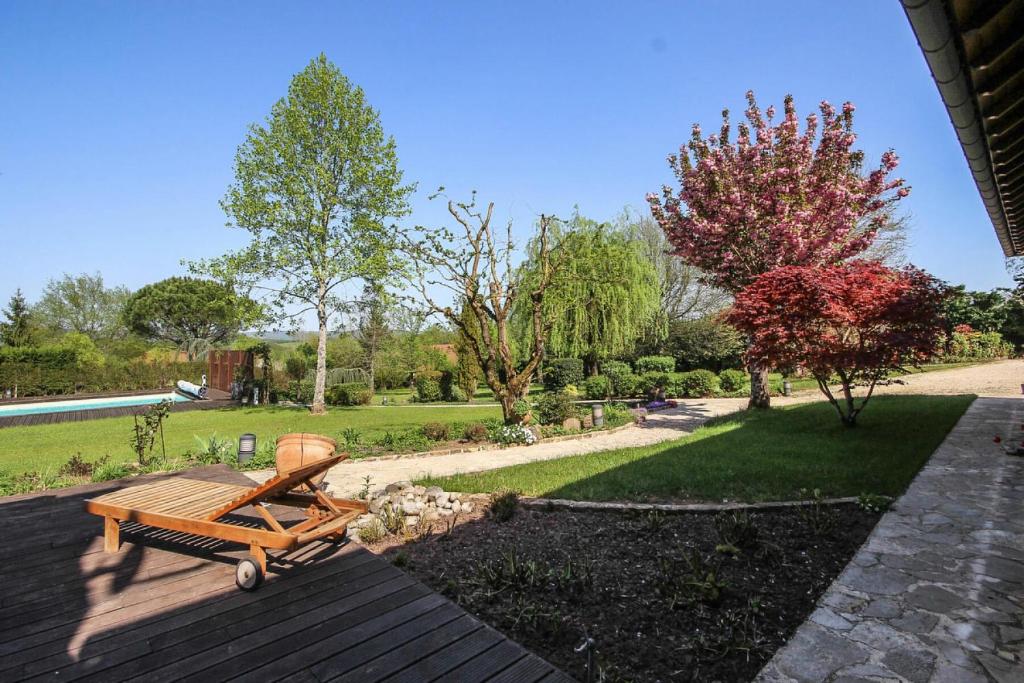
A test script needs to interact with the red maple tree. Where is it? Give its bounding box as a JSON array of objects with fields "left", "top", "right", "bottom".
[
  {"left": 648, "top": 91, "right": 909, "bottom": 408},
  {"left": 728, "top": 261, "right": 947, "bottom": 426}
]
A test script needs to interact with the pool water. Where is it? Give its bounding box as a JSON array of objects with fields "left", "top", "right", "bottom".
[{"left": 0, "top": 392, "right": 191, "bottom": 417}]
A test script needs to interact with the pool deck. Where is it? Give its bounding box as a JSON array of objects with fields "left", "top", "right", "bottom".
[
  {"left": 0, "top": 464, "right": 572, "bottom": 681},
  {"left": 0, "top": 388, "right": 236, "bottom": 429}
]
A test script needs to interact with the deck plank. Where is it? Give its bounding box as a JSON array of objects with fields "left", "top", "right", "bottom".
[{"left": 0, "top": 465, "right": 570, "bottom": 682}]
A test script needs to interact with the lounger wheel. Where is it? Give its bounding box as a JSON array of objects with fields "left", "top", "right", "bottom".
[{"left": 235, "top": 556, "right": 264, "bottom": 591}]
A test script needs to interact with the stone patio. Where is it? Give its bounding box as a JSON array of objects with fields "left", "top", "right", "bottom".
[{"left": 757, "top": 397, "right": 1024, "bottom": 683}]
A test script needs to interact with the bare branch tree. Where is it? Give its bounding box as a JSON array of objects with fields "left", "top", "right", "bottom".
[{"left": 400, "top": 191, "right": 563, "bottom": 423}]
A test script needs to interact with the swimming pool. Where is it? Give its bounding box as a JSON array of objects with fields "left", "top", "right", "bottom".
[{"left": 0, "top": 392, "right": 191, "bottom": 417}]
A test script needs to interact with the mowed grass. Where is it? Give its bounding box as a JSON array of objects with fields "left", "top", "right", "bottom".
[
  {"left": 0, "top": 404, "right": 501, "bottom": 474},
  {"left": 421, "top": 395, "right": 975, "bottom": 503}
]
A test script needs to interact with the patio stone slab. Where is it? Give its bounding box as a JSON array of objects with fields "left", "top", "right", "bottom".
[{"left": 756, "top": 397, "right": 1024, "bottom": 682}]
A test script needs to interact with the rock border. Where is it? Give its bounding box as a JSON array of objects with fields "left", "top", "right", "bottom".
[{"left": 519, "top": 495, "right": 861, "bottom": 514}]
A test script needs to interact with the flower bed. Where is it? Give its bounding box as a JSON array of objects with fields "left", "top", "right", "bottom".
[{"left": 373, "top": 498, "right": 882, "bottom": 682}]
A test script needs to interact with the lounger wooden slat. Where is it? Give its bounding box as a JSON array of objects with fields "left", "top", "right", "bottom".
[{"left": 85, "top": 452, "right": 366, "bottom": 590}]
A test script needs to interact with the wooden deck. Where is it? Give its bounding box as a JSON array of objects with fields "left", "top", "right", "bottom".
[
  {"left": 0, "top": 389, "right": 237, "bottom": 429},
  {"left": 0, "top": 465, "right": 573, "bottom": 682}
]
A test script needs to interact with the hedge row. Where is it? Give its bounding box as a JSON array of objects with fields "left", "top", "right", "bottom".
[
  {"left": 580, "top": 368, "right": 750, "bottom": 399},
  {"left": 0, "top": 358, "right": 206, "bottom": 397}
]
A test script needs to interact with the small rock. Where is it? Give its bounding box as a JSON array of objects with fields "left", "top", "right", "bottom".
[
  {"left": 384, "top": 483, "right": 403, "bottom": 494},
  {"left": 404, "top": 515, "right": 420, "bottom": 527},
  {"left": 562, "top": 417, "right": 582, "bottom": 430},
  {"left": 438, "top": 508, "right": 454, "bottom": 516},
  {"left": 462, "top": 502, "right": 474, "bottom": 513},
  {"left": 450, "top": 492, "right": 462, "bottom": 501},
  {"left": 411, "top": 485, "right": 426, "bottom": 496},
  {"left": 368, "top": 498, "right": 383, "bottom": 514},
  {"left": 425, "top": 486, "right": 444, "bottom": 501},
  {"left": 394, "top": 480, "right": 413, "bottom": 490},
  {"left": 437, "top": 493, "right": 451, "bottom": 506},
  {"left": 421, "top": 509, "right": 439, "bottom": 522},
  {"left": 403, "top": 500, "right": 423, "bottom": 515},
  {"left": 451, "top": 500, "right": 462, "bottom": 514}
]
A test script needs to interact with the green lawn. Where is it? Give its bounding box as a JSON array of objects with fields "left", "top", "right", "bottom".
[
  {"left": 0, "top": 404, "right": 501, "bottom": 474},
  {"left": 420, "top": 395, "right": 975, "bottom": 502}
]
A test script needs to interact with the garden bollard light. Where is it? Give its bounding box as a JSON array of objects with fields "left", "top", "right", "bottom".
[
  {"left": 237, "top": 433, "right": 256, "bottom": 465},
  {"left": 592, "top": 403, "right": 604, "bottom": 428},
  {"left": 783, "top": 380, "right": 792, "bottom": 396}
]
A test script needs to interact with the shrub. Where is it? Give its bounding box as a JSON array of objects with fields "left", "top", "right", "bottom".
[
  {"left": 638, "top": 372, "right": 671, "bottom": 397},
  {"left": 422, "top": 422, "right": 450, "bottom": 441},
  {"left": 91, "top": 461, "right": 134, "bottom": 482},
  {"left": 512, "top": 398, "right": 531, "bottom": 417},
  {"left": 491, "top": 424, "right": 537, "bottom": 445},
  {"left": 676, "top": 369, "right": 720, "bottom": 397},
  {"left": 488, "top": 489, "right": 520, "bottom": 522},
  {"left": 446, "top": 385, "right": 468, "bottom": 402},
  {"left": 542, "top": 358, "right": 584, "bottom": 391},
  {"left": 358, "top": 518, "right": 387, "bottom": 543},
  {"left": 603, "top": 402, "right": 633, "bottom": 427},
  {"left": 190, "top": 433, "right": 234, "bottom": 465},
  {"left": 718, "top": 368, "right": 748, "bottom": 393},
  {"left": 413, "top": 374, "right": 442, "bottom": 402},
  {"left": 635, "top": 355, "right": 675, "bottom": 374},
  {"left": 535, "top": 391, "right": 577, "bottom": 425},
  {"left": 614, "top": 373, "right": 641, "bottom": 397},
  {"left": 600, "top": 361, "right": 633, "bottom": 394},
  {"left": 463, "top": 422, "right": 490, "bottom": 442},
  {"left": 581, "top": 375, "right": 611, "bottom": 400},
  {"left": 562, "top": 384, "right": 580, "bottom": 398},
  {"left": 325, "top": 382, "right": 373, "bottom": 406}
]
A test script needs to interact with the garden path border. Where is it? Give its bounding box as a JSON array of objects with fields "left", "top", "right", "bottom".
[{"left": 518, "top": 495, "right": 861, "bottom": 514}]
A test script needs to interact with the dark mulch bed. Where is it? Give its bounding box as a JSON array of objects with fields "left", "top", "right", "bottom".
[{"left": 376, "top": 502, "right": 881, "bottom": 682}]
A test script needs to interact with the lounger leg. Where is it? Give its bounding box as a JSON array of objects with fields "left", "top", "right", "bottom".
[
  {"left": 104, "top": 516, "right": 120, "bottom": 553},
  {"left": 250, "top": 542, "right": 267, "bottom": 574}
]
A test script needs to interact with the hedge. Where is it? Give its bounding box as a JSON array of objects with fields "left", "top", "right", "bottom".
[
  {"left": 543, "top": 358, "right": 585, "bottom": 391},
  {"left": 325, "top": 382, "right": 374, "bottom": 406},
  {"left": 0, "top": 351, "right": 205, "bottom": 397},
  {"left": 635, "top": 355, "right": 675, "bottom": 374}
]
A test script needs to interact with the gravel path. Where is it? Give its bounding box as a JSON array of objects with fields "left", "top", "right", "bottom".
[
  {"left": 252, "top": 398, "right": 749, "bottom": 496},
  {"left": 793, "top": 359, "right": 1024, "bottom": 399},
  {"left": 251, "top": 361, "right": 1023, "bottom": 496}
]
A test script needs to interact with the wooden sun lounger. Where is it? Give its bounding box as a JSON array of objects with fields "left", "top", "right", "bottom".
[{"left": 85, "top": 454, "right": 366, "bottom": 590}]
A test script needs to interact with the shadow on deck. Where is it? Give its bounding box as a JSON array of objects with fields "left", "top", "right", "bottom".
[{"left": 0, "top": 465, "right": 572, "bottom": 682}]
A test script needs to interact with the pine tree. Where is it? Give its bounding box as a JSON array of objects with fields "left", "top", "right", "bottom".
[{"left": 0, "top": 289, "right": 37, "bottom": 347}]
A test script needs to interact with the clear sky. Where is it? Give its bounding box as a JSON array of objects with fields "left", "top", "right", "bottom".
[{"left": 0, "top": 0, "right": 1013, "bottom": 315}]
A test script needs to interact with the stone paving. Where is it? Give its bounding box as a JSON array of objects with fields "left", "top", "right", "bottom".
[{"left": 757, "top": 397, "right": 1024, "bottom": 683}]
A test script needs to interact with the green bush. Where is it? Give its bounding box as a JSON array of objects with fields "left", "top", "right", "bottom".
[
  {"left": 582, "top": 375, "right": 611, "bottom": 400},
  {"left": 719, "top": 369, "right": 748, "bottom": 393},
  {"left": 635, "top": 355, "right": 675, "bottom": 374},
  {"left": 614, "top": 373, "right": 641, "bottom": 397},
  {"left": 600, "top": 361, "right": 633, "bottom": 394},
  {"left": 325, "top": 382, "right": 373, "bottom": 406},
  {"left": 542, "top": 358, "right": 584, "bottom": 392},
  {"left": 638, "top": 372, "right": 671, "bottom": 397},
  {"left": 413, "top": 373, "right": 443, "bottom": 402},
  {"left": 447, "top": 385, "right": 468, "bottom": 402},
  {"left": 535, "top": 391, "right": 577, "bottom": 425},
  {"left": 676, "top": 370, "right": 720, "bottom": 398}
]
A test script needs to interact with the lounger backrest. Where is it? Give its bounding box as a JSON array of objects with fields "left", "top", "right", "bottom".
[{"left": 203, "top": 452, "right": 347, "bottom": 521}]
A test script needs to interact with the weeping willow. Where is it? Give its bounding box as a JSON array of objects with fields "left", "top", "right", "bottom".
[{"left": 514, "top": 213, "right": 664, "bottom": 375}]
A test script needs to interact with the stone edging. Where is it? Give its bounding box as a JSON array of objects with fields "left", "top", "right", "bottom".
[
  {"left": 347, "top": 420, "right": 637, "bottom": 464},
  {"left": 519, "top": 496, "right": 861, "bottom": 514}
]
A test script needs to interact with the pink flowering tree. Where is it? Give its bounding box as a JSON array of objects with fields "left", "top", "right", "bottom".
[
  {"left": 649, "top": 91, "right": 909, "bottom": 408},
  {"left": 728, "top": 262, "right": 947, "bottom": 426}
]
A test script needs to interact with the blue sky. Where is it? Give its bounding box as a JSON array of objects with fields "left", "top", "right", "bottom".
[{"left": 0, "top": 0, "right": 1012, "bottom": 316}]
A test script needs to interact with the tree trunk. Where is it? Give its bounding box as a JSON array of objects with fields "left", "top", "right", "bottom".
[
  {"left": 748, "top": 364, "right": 771, "bottom": 409},
  {"left": 312, "top": 303, "right": 328, "bottom": 415},
  {"left": 584, "top": 353, "right": 599, "bottom": 377}
]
